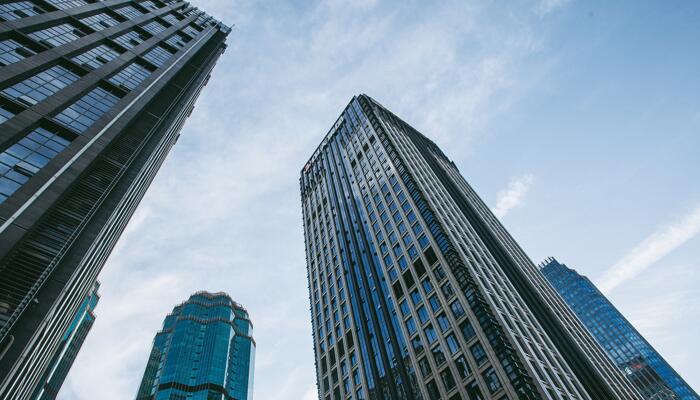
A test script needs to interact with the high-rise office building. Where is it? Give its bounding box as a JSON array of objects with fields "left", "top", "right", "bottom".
[
  {"left": 31, "top": 282, "right": 100, "bottom": 400},
  {"left": 540, "top": 257, "right": 698, "bottom": 400},
  {"left": 0, "top": 1, "right": 230, "bottom": 398},
  {"left": 135, "top": 291, "right": 255, "bottom": 400},
  {"left": 300, "top": 95, "right": 643, "bottom": 400}
]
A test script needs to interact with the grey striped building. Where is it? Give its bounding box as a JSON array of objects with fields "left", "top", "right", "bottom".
[
  {"left": 300, "top": 95, "right": 643, "bottom": 400},
  {"left": 0, "top": 1, "right": 229, "bottom": 399}
]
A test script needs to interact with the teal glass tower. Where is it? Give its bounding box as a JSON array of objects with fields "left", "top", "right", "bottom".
[
  {"left": 135, "top": 291, "right": 255, "bottom": 400},
  {"left": 540, "top": 258, "right": 698, "bottom": 400},
  {"left": 31, "top": 282, "right": 100, "bottom": 400}
]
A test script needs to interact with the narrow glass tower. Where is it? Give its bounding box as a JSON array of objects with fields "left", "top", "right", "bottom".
[
  {"left": 0, "top": 1, "right": 230, "bottom": 399},
  {"left": 540, "top": 257, "right": 698, "bottom": 400},
  {"left": 300, "top": 95, "right": 643, "bottom": 400},
  {"left": 31, "top": 282, "right": 100, "bottom": 400},
  {"left": 135, "top": 291, "right": 255, "bottom": 400}
]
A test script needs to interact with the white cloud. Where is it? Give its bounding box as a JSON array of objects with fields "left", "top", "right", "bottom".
[
  {"left": 492, "top": 174, "right": 535, "bottom": 219},
  {"left": 597, "top": 203, "right": 700, "bottom": 294}
]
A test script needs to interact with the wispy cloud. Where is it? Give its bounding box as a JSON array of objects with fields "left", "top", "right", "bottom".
[
  {"left": 492, "top": 174, "right": 535, "bottom": 219},
  {"left": 597, "top": 203, "right": 700, "bottom": 294}
]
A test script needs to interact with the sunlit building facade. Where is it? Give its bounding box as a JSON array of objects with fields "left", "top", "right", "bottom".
[
  {"left": 135, "top": 291, "right": 255, "bottom": 400},
  {"left": 0, "top": 1, "right": 230, "bottom": 399},
  {"left": 300, "top": 95, "right": 644, "bottom": 400},
  {"left": 540, "top": 257, "right": 698, "bottom": 400}
]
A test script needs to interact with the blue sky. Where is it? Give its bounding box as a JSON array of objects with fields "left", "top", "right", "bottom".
[{"left": 62, "top": 1, "right": 700, "bottom": 399}]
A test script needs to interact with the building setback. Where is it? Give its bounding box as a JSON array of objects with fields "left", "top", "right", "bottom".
[
  {"left": 135, "top": 291, "right": 255, "bottom": 400},
  {"left": 0, "top": 1, "right": 230, "bottom": 399},
  {"left": 540, "top": 257, "right": 698, "bottom": 400},
  {"left": 31, "top": 282, "right": 100, "bottom": 400},
  {"left": 300, "top": 95, "right": 644, "bottom": 400}
]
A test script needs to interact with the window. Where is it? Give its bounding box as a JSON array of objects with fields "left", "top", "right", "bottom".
[
  {"left": 417, "top": 306, "right": 429, "bottom": 324},
  {"left": 426, "top": 380, "right": 440, "bottom": 400},
  {"left": 0, "top": 126, "right": 73, "bottom": 203},
  {"left": 114, "top": 5, "right": 143, "bottom": 19},
  {"left": 0, "top": 105, "right": 15, "bottom": 124},
  {"left": 424, "top": 324, "right": 437, "bottom": 344},
  {"left": 182, "top": 24, "right": 199, "bottom": 38},
  {"left": 405, "top": 317, "right": 416, "bottom": 335},
  {"left": 482, "top": 367, "right": 502, "bottom": 393},
  {"left": 54, "top": 86, "right": 120, "bottom": 133},
  {"left": 71, "top": 44, "right": 120, "bottom": 70},
  {"left": 466, "top": 380, "right": 485, "bottom": 400},
  {"left": 162, "top": 12, "right": 182, "bottom": 26},
  {"left": 0, "top": 39, "right": 35, "bottom": 66},
  {"left": 0, "top": 1, "right": 42, "bottom": 21},
  {"left": 454, "top": 355, "right": 471, "bottom": 379},
  {"left": 428, "top": 295, "right": 441, "bottom": 312},
  {"left": 114, "top": 30, "right": 149, "bottom": 49},
  {"left": 460, "top": 320, "right": 476, "bottom": 342},
  {"left": 445, "top": 334, "right": 460, "bottom": 354},
  {"left": 418, "top": 357, "right": 431, "bottom": 378},
  {"left": 470, "top": 342, "right": 487, "bottom": 366},
  {"left": 431, "top": 344, "right": 446, "bottom": 366},
  {"left": 139, "top": 0, "right": 159, "bottom": 11},
  {"left": 45, "top": 0, "right": 87, "bottom": 9},
  {"left": 28, "top": 23, "right": 84, "bottom": 47},
  {"left": 108, "top": 62, "right": 152, "bottom": 91},
  {"left": 165, "top": 33, "right": 190, "bottom": 49},
  {"left": 399, "top": 300, "right": 410, "bottom": 316},
  {"left": 441, "top": 282, "right": 454, "bottom": 298},
  {"left": 143, "top": 45, "right": 174, "bottom": 67},
  {"left": 1, "top": 65, "right": 79, "bottom": 106},
  {"left": 436, "top": 313, "right": 450, "bottom": 332},
  {"left": 440, "top": 368, "right": 456, "bottom": 391},
  {"left": 141, "top": 20, "right": 166, "bottom": 35},
  {"left": 80, "top": 13, "right": 118, "bottom": 31},
  {"left": 449, "top": 300, "right": 465, "bottom": 319}
]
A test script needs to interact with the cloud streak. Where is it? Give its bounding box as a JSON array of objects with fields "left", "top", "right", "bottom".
[
  {"left": 598, "top": 203, "right": 700, "bottom": 294},
  {"left": 492, "top": 174, "right": 535, "bottom": 219}
]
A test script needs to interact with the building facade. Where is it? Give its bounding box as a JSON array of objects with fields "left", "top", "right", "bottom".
[
  {"left": 300, "top": 95, "right": 644, "bottom": 400},
  {"left": 135, "top": 291, "right": 255, "bottom": 400},
  {"left": 540, "top": 257, "right": 698, "bottom": 400},
  {"left": 0, "top": 1, "right": 230, "bottom": 399},
  {"left": 31, "top": 282, "right": 100, "bottom": 400}
]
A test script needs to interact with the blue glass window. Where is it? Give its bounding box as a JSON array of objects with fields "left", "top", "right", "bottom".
[
  {"left": 45, "top": 0, "right": 87, "bottom": 9},
  {"left": 0, "top": 105, "right": 15, "bottom": 124},
  {"left": 417, "top": 306, "right": 429, "bottom": 324},
  {"left": 71, "top": 44, "right": 120, "bottom": 70},
  {"left": 80, "top": 13, "right": 119, "bottom": 31},
  {"left": 1, "top": 65, "right": 79, "bottom": 106},
  {"left": 0, "top": 1, "right": 42, "bottom": 21},
  {"left": 436, "top": 313, "right": 450, "bottom": 333},
  {"left": 142, "top": 20, "right": 166, "bottom": 35},
  {"left": 0, "top": 39, "right": 35, "bottom": 66},
  {"left": 114, "top": 5, "right": 143, "bottom": 19},
  {"left": 114, "top": 30, "right": 149, "bottom": 49},
  {"left": 108, "top": 62, "right": 152, "bottom": 91},
  {"left": 470, "top": 342, "right": 487, "bottom": 366},
  {"left": 54, "top": 87, "right": 120, "bottom": 132},
  {"left": 0, "top": 126, "right": 72, "bottom": 203},
  {"left": 450, "top": 300, "right": 465, "bottom": 319},
  {"left": 143, "top": 45, "right": 174, "bottom": 67},
  {"left": 28, "top": 23, "right": 84, "bottom": 47},
  {"left": 165, "top": 33, "right": 190, "bottom": 49}
]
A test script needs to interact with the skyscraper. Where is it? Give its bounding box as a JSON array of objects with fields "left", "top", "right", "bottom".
[
  {"left": 0, "top": 1, "right": 230, "bottom": 399},
  {"left": 135, "top": 291, "right": 255, "bottom": 400},
  {"left": 31, "top": 282, "right": 100, "bottom": 400},
  {"left": 540, "top": 257, "right": 698, "bottom": 400},
  {"left": 300, "top": 95, "right": 643, "bottom": 400}
]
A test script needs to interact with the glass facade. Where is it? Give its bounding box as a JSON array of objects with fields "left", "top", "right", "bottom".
[
  {"left": 540, "top": 258, "right": 699, "bottom": 400},
  {"left": 0, "top": 1, "right": 230, "bottom": 398},
  {"left": 301, "top": 95, "right": 643, "bottom": 400},
  {"left": 135, "top": 292, "right": 255, "bottom": 400},
  {"left": 31, "top": 283, "right": 100, "bottom": 400}
]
